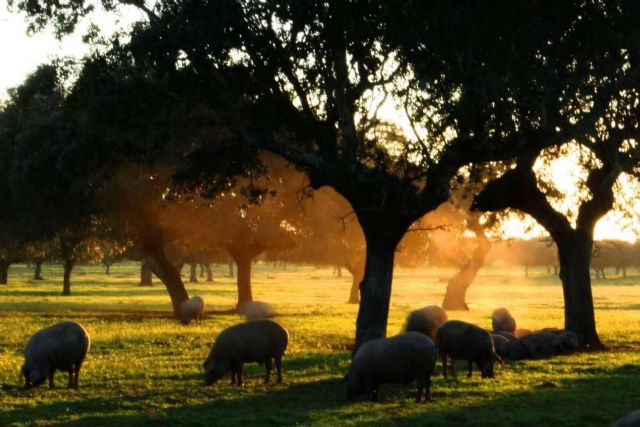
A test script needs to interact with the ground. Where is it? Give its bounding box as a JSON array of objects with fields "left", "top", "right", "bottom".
[{"left": 0, "top": 262, "right": 639, "bottom": 426}]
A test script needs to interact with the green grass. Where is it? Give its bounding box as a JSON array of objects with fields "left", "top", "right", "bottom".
[{"left": 1, "top": 262, "right": 639, "bottom": 426}]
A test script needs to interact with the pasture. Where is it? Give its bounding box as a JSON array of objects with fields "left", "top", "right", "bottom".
[{"left": 0, "top": 262, "right": 639, "bottom": 426}]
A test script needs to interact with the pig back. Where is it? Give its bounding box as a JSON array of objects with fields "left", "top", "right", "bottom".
[
  {"left": 25, "top": 321, "right": 90, "bottom": 370},
  {"left": 215, "top": 319, "right": 288, "bottom": 363}
]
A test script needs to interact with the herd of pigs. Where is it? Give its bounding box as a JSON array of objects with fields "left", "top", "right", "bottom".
[{"left": 16, "top": 297, "right": 639, "bottom": 426}]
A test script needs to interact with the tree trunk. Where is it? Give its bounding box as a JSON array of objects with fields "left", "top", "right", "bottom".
[
  {"left": 232, "top": 253, "right": 253, "bottom": 309},
  {"left": 442, "top": 224, "right": 491, "bottom": 310},
  {"left": 345, "top": 257, "right": 365, "bottom": 304},
  {"left": 62, "top": 259, "right": 73, "bottom": 296},
  {"left": 199, "top": 263, "right": 205, "bottom": 278},
  {"left": 228, "top": 263, "right": 234, "bottom": 278},
  {"left": 189, "top": 263, "right": 198, "bottom": 283},
  {"left": 556, "top": 233, "right": 603, "bottom": 348},
  {"left": 354, "top": 238, "right": 399, "bottom": 351},
  {"left": 140, "top": 261, "right": 153, "bottom": 286},
  {"left": 0, "top": 261, "right": 10, "bottom": 285},
  {"left": 34, "top": 261, "right": 43, "bottom": 281},
  {"left": 105, "top": 264, "right": 111, "bottom": 275},
  {"left": 147, "top": 250, "right": 189, "bottom": 316},
  {"left": 205, "top": 264, "right": 213, "bottom": 282}
]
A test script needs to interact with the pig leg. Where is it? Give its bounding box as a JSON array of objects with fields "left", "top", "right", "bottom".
[
  {"left": 237, "top": 363, "right": 244, "bottom": 386},
  {"left": 229, "top": 363, "right": 238, "bottom": 385},
  {"left": 275, "top": 355, "right": 283, "bottom": 384},
  {"left": 73, "top": 363, "right": 82, "bottom": 388},
  {"left": 264, "top": 358, "right": 272, "bottom": 384},
  {"left": 425, "top": 375, "right": 432, "bottom": 402},
  {"left": 48, "top": 372, "right": 55, "bottom": 390},
  {"left": 450, "top": 358, "right": 457, "bottom": 379},
  {"left": 441, "top": 354, "right": 448, "bottom": 379},
  {"left": 67, "top": 369, "right": 73, "bottom": 388},
  {"left": 416, "top": 377, "right": 424, "bottom": 403},
  {"left": 467, "top": 361, "right": 473, "bottom": 378}
]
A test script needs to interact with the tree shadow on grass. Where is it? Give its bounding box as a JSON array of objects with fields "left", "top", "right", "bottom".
[{"left": 3, "top": 355, "right": 639, "bottom": 427}]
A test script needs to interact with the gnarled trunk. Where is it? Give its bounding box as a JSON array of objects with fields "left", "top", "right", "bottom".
[
  {"left": 205, "top": 264, "right": 213, "bottom": 282},
  {"left": 147, "top": 250, "right": 189, "bottom": 316},
  {"left": 62, "top": 259, "right": 73, "bottom": 296},
  {"left": 556, "top": 233, "right": 602, "bottom": 348},
  {"left": 0, "top": 261, "right": 10, "bottom": 285},
  {"left": 140, "top": 261, "right": 153, "bottom": 286},
  {"left": 442, "top": 222, "right": 491, "bottom": 310},
  {"left": 105, "top": 263, "right": 111, "bottom": 275},
  {"left": 34, "top": 261, "right": 44, "bottom": 281},
  {"left": 189, "top": 263, "right": 198, "bottom": 283}
]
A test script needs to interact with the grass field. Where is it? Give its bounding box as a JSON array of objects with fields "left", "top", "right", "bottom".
[{"left": 0, "top": 262, "right": 639, "bottom": 426}]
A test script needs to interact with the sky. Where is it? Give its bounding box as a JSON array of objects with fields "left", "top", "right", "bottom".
[
  {"left": 1, "top": 3, "right": 638, "bottom": 242},
  {"left": 0, "top": 0, "right": 143, "bottom": 101}
]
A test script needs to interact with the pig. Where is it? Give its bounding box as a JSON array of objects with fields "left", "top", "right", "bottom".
[
  {"left": 22, "top": 321, "right": 90, "bottom": 390},
  {"left": 492, "top": 308, "right": 516, "bottom": 333},
  {"left": 179, "top": 296, "right": 205, "bottom": 325},
  {"left": 345, "top": 332, "right": 436, "bottom": 403},
  {"left": 490, "top": 334, "right": 511, "bottom": 359},
  {"left": 436, "top": 320, "right": 502, "bottom": 379},
  {"left": 515, "top": 328, "right": 533, "bottom": 338},
  {"left": 494, "top": 331, "right": 518, "bottom": 342},
  {"left": 611, "top": 409, "right": 640, "bottom": 427},
  {"left": 540, "top": 329, "right": 581, "bottom": 354},
  {"left": 238, "top": 301, "right": 275, "bottom": 321},
  {"left": 519, "top": 331, "right": 557, "bottom": 359},
  {"left": 203, "top": 319, "right": 288, "bottom": 386},
  {"left": 502, "top": 338, "right": 529, "bottom": 360},
  {"left": 405, "top": 305, "right": 448, "bottom": 340}
]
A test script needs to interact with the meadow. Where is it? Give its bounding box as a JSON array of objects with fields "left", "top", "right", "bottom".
[{"left": 0, "top": 262, "right": 639, "bottom": 426}]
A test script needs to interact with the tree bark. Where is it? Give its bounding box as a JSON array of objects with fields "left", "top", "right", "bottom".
[
  {"left": 556, "top": 233, "right": 602, "bottom": 348},
  {"left": 62, "top": 259, "right": 73, "bottom": 296},
  {"left": 105, "top": 264, "right": 111, "bottom": 275},
  {"left": 148, "top": 250, "right": 189, "bottom": 316},
  {"left": 442, "top": 223, "right": 491, "bottom": 310},
  {"left": 0, "top": 261, "right": 10, "bottom": 285},
  {"left": 205, "top": 264, "right": 213, "bottom": 282},
  {"left": 199, "top": 263, "right": 205, "bottom": 278},
  {"left": 189, "top": 263, "right": 198, "bottom": 283},
  {"left": 34, "top": 261, "right": 44, "bottom": 281},
  {"left": 228, "top": 263, "right": 234, "bottom": 278},
  {"left": 232, "top": 253, "right": 253, "bottom": 309},
  {"left": 140, "top": 261, "right": 153, "bottom": 286},
  {"left": 344, "top": 254, "right": 365, "bottom": 304},
  {"left": 354, "top": 238, "right": 399, "bottom": 350}
]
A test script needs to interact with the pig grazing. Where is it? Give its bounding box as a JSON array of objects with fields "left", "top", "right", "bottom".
[
  {"left": 611, "top": 409, "right": 640, "bottom": 427},
  {"left": 492, "top": 308, "right": 516, "bottom": 333},
  {"left": 179, "top": 296, "right": 205, "bottom": 325},
  {"left": 22, "top": 321, "right": 90, "bottom": 390},
  {"left": 203, "top": 319, "right": 288, "bottom": 386},
  {"left": 436, "top": 320, "right": 502, "bottom": 379},
  {"left": 345, "top": 332, "right": 436, "bottom": 403},
  {"left": 405, "top": 305, "right": 448, "bottom": 340}
]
